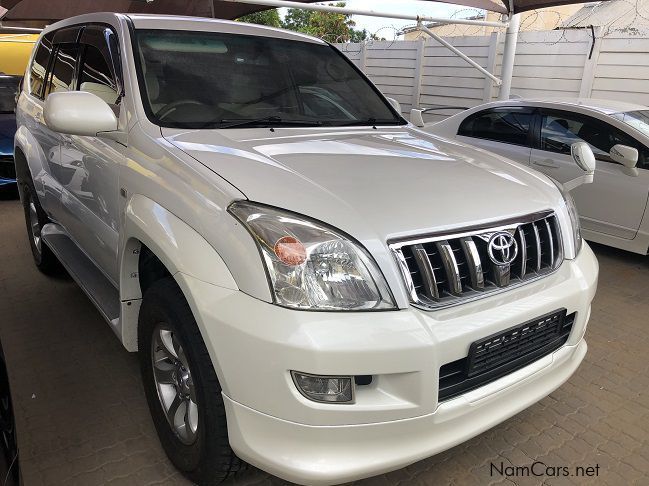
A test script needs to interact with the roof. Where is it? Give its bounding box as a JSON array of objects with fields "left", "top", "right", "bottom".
[
  {"left": 0, "top": 0, "right": 613, "bottom": 23},
  {"left": 560, "top": 0, "right": 649, "bottom": 30},
  {"left": 494, "top": 97, "right": 649, "bottom": 114}
]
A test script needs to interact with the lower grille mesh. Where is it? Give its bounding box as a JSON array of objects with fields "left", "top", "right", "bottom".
[{"left": 438, "top": 310, "right": 575, "bottom": 402}]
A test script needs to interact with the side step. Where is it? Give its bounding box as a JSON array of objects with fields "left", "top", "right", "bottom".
[{"left": 41, "top": 224, "right": 120, "bottom": 328}]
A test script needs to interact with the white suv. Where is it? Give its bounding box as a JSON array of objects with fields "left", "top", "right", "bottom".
[{"left": 14, "top": 13, "right": 598, "bottom": 486}]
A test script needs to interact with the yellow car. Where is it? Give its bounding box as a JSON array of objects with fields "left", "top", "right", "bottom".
[{"left": 0, "top": 33, "right": 38, "bottom": 76}]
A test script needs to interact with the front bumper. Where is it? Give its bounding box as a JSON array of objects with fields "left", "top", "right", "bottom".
[{"left": 176, "top": 242, "right": 598, "bottom": 485}]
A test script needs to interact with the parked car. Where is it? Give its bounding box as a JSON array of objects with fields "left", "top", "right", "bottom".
[
  {"left": 426, "top": 99, "right": 649, "bottom": 255},
  {"left": 0, "top": 75, "right": 19, "bottom": 190},
  {"left": 14, "top": 14, "right": 598, "bottom": 486}
]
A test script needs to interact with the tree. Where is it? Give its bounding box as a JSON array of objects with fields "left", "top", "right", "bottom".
[
  {"left": 282, "top": 2, "right": 357, "bottom": 43},
  {"left": 238, "top": 3, "right": 379, "bottom": 43},
  {"left": 237, "top": 9, "right": 282, "bottom": 28}
]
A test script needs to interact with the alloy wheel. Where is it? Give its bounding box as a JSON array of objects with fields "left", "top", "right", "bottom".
[{"left": 151, "top": 324, "right": 199, "bottom": 445}]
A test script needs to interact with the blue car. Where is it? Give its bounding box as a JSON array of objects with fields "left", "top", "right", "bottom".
[{"left": 0, "top": 75, "right": 19, "bottom": 189}]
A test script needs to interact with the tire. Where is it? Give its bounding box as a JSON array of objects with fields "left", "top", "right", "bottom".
[
  {"left": 138, "top": 278, "right": 246, "bottom": 485},
  {"left": 18, "top": 178, "right": 63, "bottom": 275}
]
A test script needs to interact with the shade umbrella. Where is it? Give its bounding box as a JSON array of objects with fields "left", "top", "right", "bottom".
[{"left": 0, "top": 0, "right": 609, "bottom": 23}]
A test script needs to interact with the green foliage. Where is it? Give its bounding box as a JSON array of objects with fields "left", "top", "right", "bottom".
[
  {"left": 237, "top": 2, "right": 377, "bottom": 43},
  {"left": 237, "top": 9, "right": 282, "bottom": 28}
]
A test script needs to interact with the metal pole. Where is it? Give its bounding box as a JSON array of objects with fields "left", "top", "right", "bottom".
[
  {"left": 418, "top": 23, "right": 502, "bottom": 85},
  {"left": 224, "top": 0, "right": 509, "bottom": 28},
  {"left": 498, "top": 13, "right": 520, "bottom": 100}
]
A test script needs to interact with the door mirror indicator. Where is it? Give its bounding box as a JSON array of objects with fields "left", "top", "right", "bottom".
[
  {"left": 563, "top": 142, "right": 596, "bottom": 191},
  {"left": 44, "top": 91, "right": 118, "bottom": 137}
]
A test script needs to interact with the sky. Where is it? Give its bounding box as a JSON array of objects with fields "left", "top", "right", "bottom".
[{"left": 281, "top": 0, "right": 480, "bottom": 39}]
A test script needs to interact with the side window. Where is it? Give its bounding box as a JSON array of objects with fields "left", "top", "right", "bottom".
[
  {"left": 78, "top": 44, "right": 119, "bottom": 105},
  {"left": 29, "top": 33, "right": 54, "bottom": 98},
  {"left": 540, "top": 112, "right": 649, "bottom": 167},
  {"left": 43, "top": 44, "right": 80, "bottom": 98},
  {"left": 458, "top": 108, "right": 532, "bottom": 146}
]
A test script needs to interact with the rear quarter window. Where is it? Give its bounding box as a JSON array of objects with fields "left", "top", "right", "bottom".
[{"left": 458, "top": 108, "right": 533, "bottom": 146}]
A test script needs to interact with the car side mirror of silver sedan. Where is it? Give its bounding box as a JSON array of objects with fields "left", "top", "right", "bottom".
[
  {"left": 609, "top": 144, "right": 640, "bottom": 176},
  {"left": 564, "top": 142, "right": 596, "bottom": 191}
]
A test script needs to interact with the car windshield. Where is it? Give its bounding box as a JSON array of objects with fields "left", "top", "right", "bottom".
[
  {"left": 134, "top": 29, "right": 405, "bottom": 129},
  {"left": 0, "top": 76, "right": 20, "bottom": 114},
  {"left": 611, "top": 110, "right": 649, "bottom": 138}
]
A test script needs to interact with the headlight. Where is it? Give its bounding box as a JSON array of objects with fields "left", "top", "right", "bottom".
[
  {"left": 551, "top": 179, "right": 582, "bottom": 256},
  {"left": 229, "top": 201, "right": 396, "bottom": 311}
]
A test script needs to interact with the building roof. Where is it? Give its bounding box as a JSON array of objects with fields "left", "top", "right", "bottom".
[{"left": 560, "top": 0, "right": 649, "bottom": 29}]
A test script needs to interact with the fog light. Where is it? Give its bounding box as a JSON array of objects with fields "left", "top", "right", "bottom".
[{"left": 291, "top": 371, "right": 354, "bottom": 403}]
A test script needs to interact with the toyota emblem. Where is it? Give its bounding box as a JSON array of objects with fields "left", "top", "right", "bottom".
[{"left": 487, "top": 232, "right": 518, "bottom": 266}]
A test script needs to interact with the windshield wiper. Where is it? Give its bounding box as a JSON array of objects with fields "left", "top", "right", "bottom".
[
  {"left": 335, "top": 118, "right": 403, "bottom": 127},
  {"left": 214, "top": 116, "right": 322, "bottom": 129}
]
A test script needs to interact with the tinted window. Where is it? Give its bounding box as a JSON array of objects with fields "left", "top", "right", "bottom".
[
  {"left": 134, "top": 30, "right": 404, "bottom": 129},
  {"left": 44, "top": 44, "right": 79, "bottom": 98},
  {"left": 540, "top": 112, "right": 649, "bottom": 168},
  {"left": 79, "top": 44, "right": 119, "bottom": 104},
  {"left": 458, "top": 108, "right": 532, "bottom": 146},
  {"left": 29, "top": 33, "right": 54, "bottom": 98}
]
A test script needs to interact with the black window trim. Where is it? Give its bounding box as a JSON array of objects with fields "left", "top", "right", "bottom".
[
  {"left": 457, "top": 106, "right": 537, "bottom": 148},
  {"left": 29, "top": 21, "right": 122, "bottom": 102}
]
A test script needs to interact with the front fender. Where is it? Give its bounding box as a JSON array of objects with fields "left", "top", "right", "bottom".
[{"left": 120, "top": 194, "right": 238, "bottom": 301}]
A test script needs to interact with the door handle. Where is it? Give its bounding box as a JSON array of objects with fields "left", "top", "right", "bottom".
[
  {"left": 532, "top": 159, "right": 560, "bottom": 169},
  {"left": 35, "top": 111, "right": 43, "bottom": 123}
]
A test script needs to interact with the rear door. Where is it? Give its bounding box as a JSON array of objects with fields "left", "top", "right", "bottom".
[
  {"left": 456, "top": 106, "right": 534, "bottom": 166},
  {"left": 530, "top": 109, "right": 649, "bottom": 239}
]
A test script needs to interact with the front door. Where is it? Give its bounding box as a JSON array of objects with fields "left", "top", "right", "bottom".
[
  {"left": 530, "top": 109, "right": 649, "bottom": 240},
  {"left": 57, "top": 26, "right": 124, "bottom": 284}
]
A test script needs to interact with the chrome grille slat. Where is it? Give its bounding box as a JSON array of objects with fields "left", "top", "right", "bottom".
[
  {"left": 436, "top": 241, "right": 462, "bottom": 296},
  {"left": 531, "top": 222, "right": 542, "bottom": 272},
  {"left": 412, "top": 244, "right": 440, "bottom": 301},
  {"left": 390, "top": 211, "right": 563, "bottom": 310},
  {"left": 544, "top": 218, "right": 555, "bottom": 267},
  {"left": 517, "top": 227, "right": 527, "bottom": 278},
  {"left": 459, "top": 237, "right": 484, "bottom": 290}
]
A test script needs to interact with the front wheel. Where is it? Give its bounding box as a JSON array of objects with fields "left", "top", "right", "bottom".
[{"left": 138, "top": 278, "right": 246, "bottom": 485}]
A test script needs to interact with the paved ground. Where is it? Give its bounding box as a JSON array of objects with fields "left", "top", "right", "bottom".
[{"left": 0, "top": 196, "right": 648, "bottom": 486}]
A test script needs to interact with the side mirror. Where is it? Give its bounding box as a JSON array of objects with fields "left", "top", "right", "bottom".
[
  {"left": 564, "top": 142, "right": 596, "bottom": 191},
  {"left": 44, "top": 91, "right": 118, "bottom": 137},
  {"left": 386, "top": 97, "right": 402, "bottom": 114},
  {"left": 609, "top": 144, "right": 638, "bottom": 169},
  {"left": 410, "top": 108, "right": 425, "bottom": 128}
]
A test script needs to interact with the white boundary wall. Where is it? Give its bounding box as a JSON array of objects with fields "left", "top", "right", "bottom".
[{"left": 336, "top": 28, "right": 649, "bottom": 121}]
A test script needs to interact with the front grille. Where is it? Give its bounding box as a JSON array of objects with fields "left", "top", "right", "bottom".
[
  {"left": 390, "top": 211, "right": 563, "bottom": 310},
  {"left": 438, "top": 310, "right": 575, "bottom": 402}
]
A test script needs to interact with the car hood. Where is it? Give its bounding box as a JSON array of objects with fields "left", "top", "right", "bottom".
[{"left": 162, "top": 126, "right": 561, "bottom": 244}]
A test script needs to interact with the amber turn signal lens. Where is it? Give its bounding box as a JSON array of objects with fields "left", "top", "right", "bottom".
[{"left": 274, "top": 236, "right": 307, "bottom": 265}]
